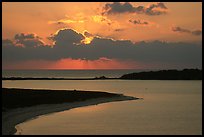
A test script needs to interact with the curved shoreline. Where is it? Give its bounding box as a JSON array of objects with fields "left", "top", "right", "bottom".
[{"left": 2, "top": 95, "right": 138, "bottom": 135}]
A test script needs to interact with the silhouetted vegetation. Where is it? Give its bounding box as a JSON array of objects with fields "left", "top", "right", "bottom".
[
  {"left": 2, "top": 69, "right": 202, "bottom": 81},
  {"left": 94, "top": 76, "right": 107, "bottom": 79},
  {"left": 120, "top": 69, "right": 202, "bottom": 80},
  {"left": 2, "top": 88, "right": 123, "bottom": 110}
]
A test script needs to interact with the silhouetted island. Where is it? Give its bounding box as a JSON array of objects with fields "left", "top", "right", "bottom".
[
  {"left": 120, "top": 69, "right": 202, "bottom": 80},
  {"left": 2, "top": 69, "right": 202, "bottom": 80}
]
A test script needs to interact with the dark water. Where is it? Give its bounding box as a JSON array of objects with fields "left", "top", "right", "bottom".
[
  {"left": 2, "top": 80, "right": 202, "bottom": 135},
  {"left": 2, "top": 69, "right": 151, "bottom": 78},
  {"left": 2, "top": 70, "right": 202, "bottom": 135}
]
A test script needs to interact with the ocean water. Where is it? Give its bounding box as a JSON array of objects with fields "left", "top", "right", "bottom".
[
  {"left": 2, "top": 79, "right": 202, "bottom": 135},
  {"left": 2, "top": 70, "right": 148, "bottom": 78}
]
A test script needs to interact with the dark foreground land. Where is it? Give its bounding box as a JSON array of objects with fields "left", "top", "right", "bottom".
[
  {"left": 2, "top": 88, "right": 137, "bottom": 111},
  {"left": 2, "top": 88, "right": 138, "bottom": 135},
  {"left": 2, "top": 69, "right": 202, "bottom": 80}
]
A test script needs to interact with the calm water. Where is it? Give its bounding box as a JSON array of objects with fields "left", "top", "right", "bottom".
[
  {"left": 2, "top": 69, "right": 154, "bottom": 78},
  {"left": 2, "top": 80, "right": 202, "bottom": 135}
]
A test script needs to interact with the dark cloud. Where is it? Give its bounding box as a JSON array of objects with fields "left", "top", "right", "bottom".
[
  {"left": 156, "top": 2, "right": 167, "bottom": 9},
  {"left": 15, "top": 33, "right": 37, "bottom": 40},
  {"left": 103, "top": 2, "right": 135, "bottom": 14},
  {"left": 172, "top": 27, "right": 191, "bottom": 33},
  {"left": 14, "top": 33, "right": 44, "bottom": 47},
  {"left": 172, "top": 26, "right": 202, "bottom": 36},
  {"left": 102, "top": 2, "right": 167, "bottom": 16},
  {"left": 2, "top": 29, "right": 202, "bottom": 69},
  {"left": 129, "top": 19, "right": 148, "bottom": 25},
  {"left": 49, "top": 29, "right": 85, "bottom": 46},
  {"left": 57, "top": 21, "right": 65, "bottom": 25},
  {"left": 114, "top": 28, "right": 125, "bottom": 32},
  {"left": 145, "top": 2, "right": 167, "bottom": 16},
  {"left": 191, "top": 30, "right": 202, "bottom": 36},
  {"left": 2, "top": 39, "right": 14, "bottom": 47}
]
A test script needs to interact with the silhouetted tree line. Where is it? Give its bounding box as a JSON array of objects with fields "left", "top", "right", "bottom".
[{"left": 120, "top": 69, "right": 202, "bottom": 80}]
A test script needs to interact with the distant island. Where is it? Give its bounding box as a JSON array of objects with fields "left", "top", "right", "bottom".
[
  {"left": 2, "top": 69, "right": 202, "bottom": 80},
  {"left": 120, "top": 69, "right": 202, "bottom": 80}
]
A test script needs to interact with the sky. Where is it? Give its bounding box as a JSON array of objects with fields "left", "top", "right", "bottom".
[{"left": 2, "top": 2, "right": 202, "bottom": 70}]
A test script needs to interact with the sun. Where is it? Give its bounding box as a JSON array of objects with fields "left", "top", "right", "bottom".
[
  {"left": 81, "top": 37, "right": 93, "bottom": 44},
  {"left": 80, "top": 30, "right": 94, "bottom": 45}
]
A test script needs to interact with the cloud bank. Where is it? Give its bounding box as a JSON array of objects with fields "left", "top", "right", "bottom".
[
  {"left": 172, "top": 26, "right": 202, "bottom": 36},
  {"left": 2, "top": 28, "right": 202, "bottom": 69},
  {"left": 102, "top": 2, "right": 168, "bottom": 16},
  {"left": 129, "top": 19, "right": 149, "bottom": 25}
]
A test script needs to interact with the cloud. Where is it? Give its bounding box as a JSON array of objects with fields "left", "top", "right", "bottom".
[
  {"left": 49, "top": 15, "right": 113, "bottom": 27},
  {"left": 172, "top": 26, "right": 202, "bottom": 36},
  {"left": 2, "top": 28, "right": 202, "bottom": 69},
  {"left": 153, "top": 2, "right": 167, "bottom": 9},
  {"left": 49, "top": 29, "right": 85, "bottom": 46},
  {"left": 48, "top": 15, "right": 86, "bottom": 25},
  {"left": 84, "top": 31, "right": 93, "bottom": 37},
  {"left": 102, "top": 2, "right": 168, "bottom": 16},
  {"left": 129, "top": 19, "right": 148, "bottom": 25},
  {"left": 145, "top": 2, "right": 167, "bottom": 16},
  {"left": 14, "top": 33, "right": 45, "bottom": 47},
  {"left": 2, "top": 39, "right": 14, "bottom": 47},
  {"left": 172, "top": 27, "right": 190, "bottom": 33},
  {"left": 114, "top": 28, "right": 125, "bottom": 32},
  {"left": 103, "top": 2, "right": 136, "bottom": 14},
  {"left": 91, "top": 15, "right": 112, "bottom": 26},
  {"left": 191, "top": 30, "right": 202, "bottom": 36},
  {"left": 15, "top": 33, "right": 36, "bottom": 40}
]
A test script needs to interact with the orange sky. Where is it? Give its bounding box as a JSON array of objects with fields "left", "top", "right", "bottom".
[
  {"left": 3, "top": 2, "right": 202, "bottom": 43},
  {"left": 2, "top": 2, "right": 202, "bottom": 70}
]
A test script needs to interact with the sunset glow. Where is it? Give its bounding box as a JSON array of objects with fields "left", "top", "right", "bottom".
[
  {"left": 2, "top": 2, "right": 202, "bottom": 70},
  {"left": 2, "top": 2, "right": 203, "bottom": 135}
]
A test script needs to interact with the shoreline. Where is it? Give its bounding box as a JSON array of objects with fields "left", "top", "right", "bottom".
[
  {"left": 2, "top": 89, "right": 139, "bottom": 135},
  {"left": 2, "top": 77, "right": 119, "bottom": 81},
  {"left": 2, "top": 69, "right": 202, "bottom": 81}
]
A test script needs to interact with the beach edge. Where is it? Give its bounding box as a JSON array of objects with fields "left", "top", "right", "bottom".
[{"left": 2, "top": 95, "right": 139, "bottom": 135}]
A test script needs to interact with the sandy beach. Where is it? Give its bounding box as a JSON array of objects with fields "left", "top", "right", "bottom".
[{"left": 2, "top": 89, "right": 138, "bottom": 135}]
